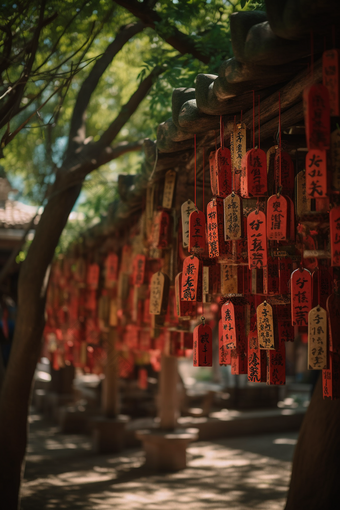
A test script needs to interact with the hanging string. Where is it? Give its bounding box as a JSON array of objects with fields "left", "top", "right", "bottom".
[
  {"left": 318, "top": 266, "right": 321, "bottom": 306},
  {"left": 220, "top": 115, "right": 224, "bottom": 149},
  {"left": 240, "top": 110, "right": 243, "bottom": 124},
  {"left": 252, "top": 90, "right": 255, "bottom": 148},
  {"left": 258, "top": 95, "right": 261, "bottom": 150},
  {"left": 194, "top": 134, "right": 197, "bottom": 207},
  {"left": 203, "top": 147, "right": 205, "bottom": 212},
  {"left": 310, "top": 30, "right": 314, "bottom": 78},
  {"left": 279, "top": 92, "right": 282, "bottom": 149}
]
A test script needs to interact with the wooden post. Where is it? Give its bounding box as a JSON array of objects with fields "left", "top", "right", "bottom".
[
  {"left": 159, "top": 353, "right": 179, "bottom": 430},
  {"left": 102, "top": 327, "right": 119, "bottom": 418}
]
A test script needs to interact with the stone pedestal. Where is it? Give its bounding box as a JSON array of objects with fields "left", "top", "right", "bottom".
[
  {"left": 136, "top": 428, "right": 199, "bottom": 471},
  {"left": 91, "top": 415, "right": 129, "bottom": 453},
  {"left": 59, "top": 403, "right": 98, "bottom": 434}
]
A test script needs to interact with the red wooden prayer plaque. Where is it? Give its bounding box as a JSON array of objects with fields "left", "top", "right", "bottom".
[
  {"left": 247, "top": 210, "right": 268, "bottom": 269},
  {"left": 175, "top": 272, "right": 196, "bottom": 319},
  {"left": 303, "top": 83, "right": 330, "bottom": 150},
  {"left": 207, "top": 199, "right": 225, "bottom": 258},
  {"left": 193, "top": 323, "right": 212, "bottom": 367},
  {"left": 278, "top": 321, "right": 294, "bottom": 342},
  {"left": 105, "top": 253, "right": 118, "bottom": 287},
  {"left": 305, "top": 149, "right": 327, "bottom": 198},
  {"left": 248, "top": 330, "right": 266, "bottom": 383},
  {"left": 267, "top": 339, "right": 286, "bottom": 385},
  {"left": 133, "top": 254, "right": 146, "bottom": 287},
  {"left": 323, "top": 49, "right": 340, "bottom": 117},
  {"left": 181, "top": 256, "right": 200, "bottom": 302},
  {"left": 87, "top": 264, "right": 100, "bottom": 290},
  {"left": 189, "top": 210, "right": 206, "bottom": 253},
  {"left": 263, "top": 257, "right": 280, "bottom": 295},
  {"left": 221, "top": 301, "right": 236, "bottom": 349},
  {"left": 274, "top": 150, "right": 295, "bottom": 199},
  {"left": 209, "top": 150, "right": 218, "bottom": 196},
  {"left": 279, "top": 257, "right": 292, "bottom": 295},
  {"left": 330, "top": 205, "right": 340, "bottom": 266},
  {"left": 267, "top": 195, "right": 288, "bottom": 240},
  {"left": 215, "top": 147, "right": 232, "bottom": 198},
  {"left": 312, "top": 267, "right": 332, "bottom": 309},
  {"left": 291, "top": 268, "right": 312, "bottom": 327},
  {"left": 231, "top": 350, "right": 247, "bottom": 375},
  {"left": 246, "top": 148, "right": 267, "bottom": 197},
  {"left": 323, "top": 353, "right": 340, "bottom": 400},
  {"left": 219, "top": 318, "right": 232, "bottom": 365}
]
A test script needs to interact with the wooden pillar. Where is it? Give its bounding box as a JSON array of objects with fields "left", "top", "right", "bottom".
[
  {"left": 102, "top": 327, "right": 119, "bottom": 418},
  {"left": 159, "top": 353, "right": 179, "bottom": 430}
]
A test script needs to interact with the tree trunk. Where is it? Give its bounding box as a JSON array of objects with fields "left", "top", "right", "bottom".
[
  {"left": 0, "top": 177, "right": 82, "bottom": 510},
  {"left": 285, "top": 374, "right": 340, "bottom": 510}
]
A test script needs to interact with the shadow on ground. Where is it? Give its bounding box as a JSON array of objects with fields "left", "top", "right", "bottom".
[{"left": 21, "top": 412, "right": 296, "bottom": 510}]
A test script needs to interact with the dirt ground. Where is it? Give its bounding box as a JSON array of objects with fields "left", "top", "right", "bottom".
[{"left": 21, "top": 411, "right": 297, "bottom": 510}]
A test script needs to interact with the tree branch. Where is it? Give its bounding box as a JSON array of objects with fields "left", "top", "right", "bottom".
[
  {"left": 67, "top": 21, "right": 146, "bottom": 155},
  {"left": 114, "top": 0, "right": 210, "bottom": 64},
  {"left": 96, "top": 66, "right": 162, "bottom": 150},
  {"left": 0, "top": 0, "right": 47, "bottom": 129}
]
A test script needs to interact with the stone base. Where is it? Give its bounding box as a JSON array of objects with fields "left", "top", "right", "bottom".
[
  {"left": 59, "top": 404, "right": 98, "bottom": 434},
  {"left": 91, "top": 415, "right": 129, "bottom": 454},
  {"left": 44, "top": 392, "right": 74, "bottom": 421},
  {"left": 136, "top": 428, "right": 199, "bottom": 471}
]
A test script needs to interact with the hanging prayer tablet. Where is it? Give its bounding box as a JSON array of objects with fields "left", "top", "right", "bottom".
[
  {"left": 224, "top": 192, "right": 242, "bottom": 240},
  {"left": 323, "top": 352, "right": 340, "bottom": 400},
  {"left": 330, "top": 206, "right": 340, "bottom": 266},
  {"left": 214, "top": 147, "right": 232, "bottom": 198},
  {"left": 219, "top": 319, "right": 231, "bottom": 365},
  {"left": 278, "top": 321, "right": 294, "bottom": 342},
  {"left": 267, "top": 195, "right": 288, "bottom": 240},
  {"left": 162, "top": 169, "right": 176, "bottom": 209},
  {"left": 246, "top": 148, "right": 267, "bottom": 197},
  {"left": 87, "top": 263, "right": 100, "bottom": 290},
  {"left": 181, "top": 199, "right": 196, "bottom": 248},
  {"left": 326, "top": 293, "right": 340, "bottom": 355},
  {"left": 189, "top": 210, "right": 206, "bottom": 253},
  {"left": 291, "top": 268, "right": 312, "bottom": 327},
  {"left": 263, "top": 257, "right": 279, "bottom": 295},
  {"left": 267, "top": 339, "right": 286, "bottom": 385},
  {"left": 132, "top": 254, "right": 146, "bottom": 287},
  {"left": 203, "top": 266, "right": 209, "bottom": 302},
  {"left": 193, "top": 322, "right": 212, "bottom": 367},
  {"left": 257, "top": 301, "right": 275, "bottom": 350},
  {"left": 308, "top": 305, "right": 327, "bottom": 369},
  {"left": 312, "top": 267, "right": 332, "bottom": 309},
  {"left": 220, "top": 264, "right": 239, "bottom": 296},
  {"left": 207, "top": 199, "right": 224, "bottom": 258},
  {"left": 149, "top": 272, "right": 169, "bottom": 315},
  {"left": 247, "top": 210, "right": 268, "bottom": 269},
  {"left": 240, "top": 152, "right": 248, "bottom": 198},
  {"left": 274, "top": 150, "right": 295, "bottom": 199},
  {"left": 181, "top": 256, "right": 200, "bottom": 302},
  {"left": 231, "top": 350, "right": 247, "bottom": 375},
  {"left": 305, "top": 149, "right": 327, "bottom": 198},
  {"left": 230, "top": 122, "right": 246, "bottom": 176},
  {"left": 303, "top": 83, "right": 330, "bottom": 150},
  {"left": 221, "top": 301, "right": 236, "bottom": 349},
  {"left": 105, "top": 253, "right": 118, "bottom": 288},
  {"left": 296, "top": 170, "right": 312, "bottom": 216},
  {"left": 323, "top": 49, "right": 340, "bottom": 117},
  {"left": 209, "top": 150, "right": 218, "bottom": 195},
  {"left": 248, "top": 330, "right": 265, "bottom": 382}
]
